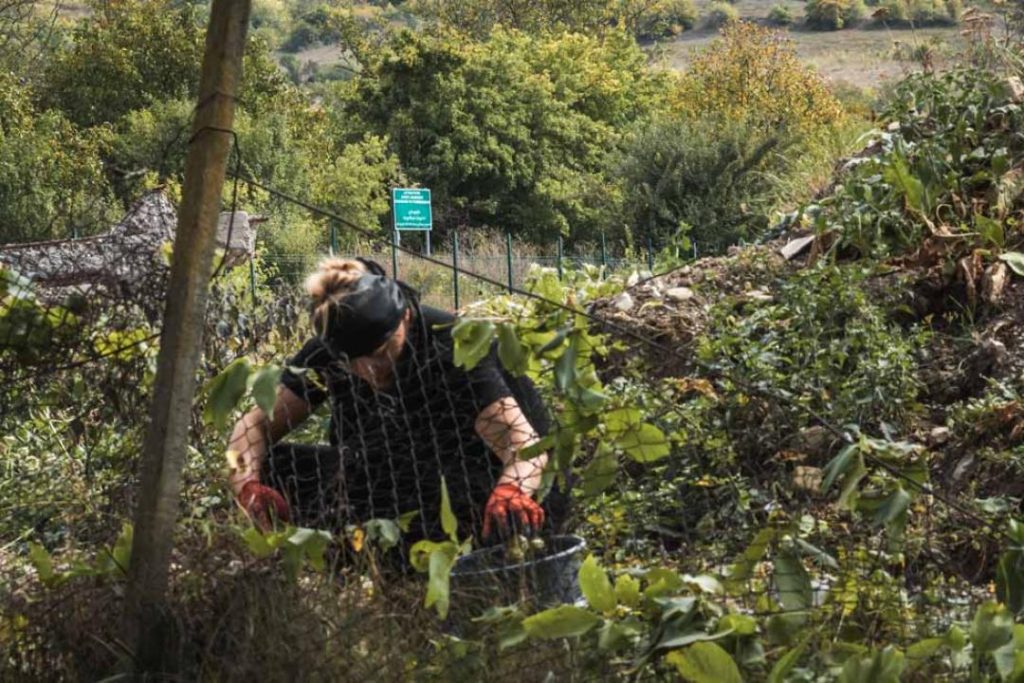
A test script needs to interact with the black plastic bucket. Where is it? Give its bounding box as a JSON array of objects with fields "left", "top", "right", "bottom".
[{"left": 449, "top": 535, "right": 586, "bottom": 616}]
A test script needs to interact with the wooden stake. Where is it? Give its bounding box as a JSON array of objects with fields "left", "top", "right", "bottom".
[{"left": 121, "top": 0, "right": 251, "bottom": 674}]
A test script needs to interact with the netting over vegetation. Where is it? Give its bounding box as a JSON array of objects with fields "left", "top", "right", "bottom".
[{"left": 6, "top": 10, "right": 1024, "bottom": 683}]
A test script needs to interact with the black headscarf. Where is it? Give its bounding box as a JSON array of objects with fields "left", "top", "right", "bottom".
[{"left": 319, "top": 259, "right": 418, "bottom": 359}]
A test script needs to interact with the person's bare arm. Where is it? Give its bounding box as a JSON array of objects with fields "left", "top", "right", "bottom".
[
  {"left": 474, "top": 396, "right": 549, "bottom": 496},
  {"left": 226, "top": 386, "right": 312, "bottom": 496}
]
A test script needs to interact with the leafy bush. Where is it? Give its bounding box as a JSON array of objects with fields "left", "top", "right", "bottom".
[
  {"left": 38, "top": 0, "right": 286, "bottom": 129},
  {"left": 809, "top": 64, "right": 1024, "bottom": 259},
  {"left": 767, "top": 3, "right": 796, "bottom": 24},
  {"left": 614, "top": 116, "right": 791, "bottom": 251},
  {"left": 672, "top": 23, "right": 845, "bottom": 135},
  {"left": 628, "top": 0, "right": 699, "bottom": 38},
  {"left": 872, "top": 0, "right": 962, "bottom": 25},
  {"left": 701, "top": 1, "right": 740, "bottom": 28},
  {"left": 804, "top": 0, "right": 867, "bottom": 29},
  {"left": 339, "top": 27, "right": 667, "bottom": 243},
  {"left": 0, "top": 73, "right": 118, "bottom": 243}
]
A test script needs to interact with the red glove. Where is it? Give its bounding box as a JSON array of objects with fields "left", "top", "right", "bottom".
[
  {"left": 238, "top": 481, "right": 290, "bottom": 531},
  {"left": 483, "top": 483, "right": 544, "bottom": 539}
]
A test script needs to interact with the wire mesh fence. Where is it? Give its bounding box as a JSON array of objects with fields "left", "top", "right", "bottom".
[{"left": 0, "top": 184, "right": 1018, "bottom": 681}]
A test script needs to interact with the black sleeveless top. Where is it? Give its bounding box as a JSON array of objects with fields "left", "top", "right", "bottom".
[{"left": 278, "top": 305, "right": 549, "bottom": 539}]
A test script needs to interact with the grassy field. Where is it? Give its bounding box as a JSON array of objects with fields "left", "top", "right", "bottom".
[
  {"left": 662, "top": 0, "right": 969, "bottom": 88},
  {"left": 663, "top": 23, "right": 964, "bottom": 88}
]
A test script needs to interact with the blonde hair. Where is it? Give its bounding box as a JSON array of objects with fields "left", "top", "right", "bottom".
[{"left": 305, "top": 257, "right": 368, "bottom": 336}]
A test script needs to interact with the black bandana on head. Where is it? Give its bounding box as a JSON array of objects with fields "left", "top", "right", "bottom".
[{"left": 322, "top": 272, "right": 408, "bottom": 359}]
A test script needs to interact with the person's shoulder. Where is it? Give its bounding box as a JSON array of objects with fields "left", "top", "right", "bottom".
[
  {"left": 289, "top": 336, "right": 332, "bottom": 368},
  {"left": 419, "top": 305, "right": 456, "bottom": 339}
]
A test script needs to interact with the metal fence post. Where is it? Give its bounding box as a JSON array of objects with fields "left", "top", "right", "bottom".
[
  {"left": 556, "top": 235, "right": 564, "bottom": 281},
  {"left": 506, "top": 232, "right": 513, "bottom": 293},
  {"left": 391, "top": 230, "right": 399, "bottom": 279},
  {"left": 452, "top": 231, "right": 460, "bottom": 310},
  {"left": 329, "top": 223, "right": 338, "bottom": 255},
  {"left": 600, "top": 232, "right": 608, "bottom": 278},
  {"left": 249, "top": 257, "right": 257, "bottom": 308},
  {"left": 121, "top": 0, "right": 251, "bottom": 673}
]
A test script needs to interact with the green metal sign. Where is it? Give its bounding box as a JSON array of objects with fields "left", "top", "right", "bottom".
[{"left": 392, "top": 188, "right": 432, "bottom": 231}]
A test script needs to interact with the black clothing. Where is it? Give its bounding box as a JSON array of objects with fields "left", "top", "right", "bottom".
[{"left": 271, "top": 305, "right": 555, "bottom": 540}]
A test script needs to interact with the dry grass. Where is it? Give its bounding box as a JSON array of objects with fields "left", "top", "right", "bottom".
[{"left": 661, "top": 20, "right": 966, "bottom": 88}]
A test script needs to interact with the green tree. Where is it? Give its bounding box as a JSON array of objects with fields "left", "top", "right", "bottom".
[
  {"left": 37, "top": 0, "right": 286, "bottom": 129},
  {"left": 336, "top": 28, "right": 665, "bottom": 242},
  {"left": 614, "top": 116, "right": 788, "bottom": 252},
  {"left": 0, "top": 72, "right": 118, "bottom": 243}
]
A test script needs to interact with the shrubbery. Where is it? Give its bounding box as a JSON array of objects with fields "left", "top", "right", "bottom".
[
  {"left": 804, "top": 0, "right": 867, "bottom": 29},
  {"left": 767, "top": 3, "right": 796, "bottom": 24},
  {"left": 872, "top": 0, "right": 963, "bottom": 25},
  {"left": 701, "top": 1, "right": 740, "bottom": 28}
]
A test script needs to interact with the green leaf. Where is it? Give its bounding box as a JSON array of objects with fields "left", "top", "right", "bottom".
[
  {"left": 365, "top": 518, "right": 402, "bottom": 551},
  {"left": 972, "top": 601, "right": 1014, "bottom": 654},
  {"left": 397, "top": 510, "right": 420, "bottom": 533},
  {"left": 241, "top": 527, "right": 274, "bottom": 558},
  {"left": 644, "top": 567, "right": 684, "bottom": 598},
  {"left": 553, "top": 334, "right": 579, "bottom": 393},
  {"left": 597, "top": 621, "right": 632, "bottom": 651},
  {"left": 822, "top": 443, "right": 858, "bottom": 491},
  {"left": 874, "top": 487, "right": 912, "bottom": 528},
  {"left": 977, "top": 214, "right": 1005, "bottom": 249},
  {"left": 614, "top": 574, "right": 642, "bottom": 608},
  {"left": 28, "top": 543, "right": 54, "bottom": 585},
  {"left": 719, "top": 614, "right": 757, "bottom": 636},
  {"left": 452, "top": 319, "right": 495, "bottom": 370},
  {"left": 883, "top": 155, "right": 928, "bottom": 215},
  {"left": 496, "top": 323, "right": 528, "bottom": 376},
  {"left": 905, "top": 637, "right": 943, "bottom": 672},
  {"left": 425, "top": 546, "right": 458, "bottom": 619},
  {"left": 617, "top": 423, "right": 670, "bottom": 462},
  {"left": 726, "top": 527, "right": 777, "bottom": 592},
  {"left": 203, "top": 357, "right": 252, "bottom": 429},
  {"left": 997, "top": 547, "right": 1024, "bottom": 616},
  {"left": 409, "top": 539, "right": 449, "bottom": 573},
  {"left": 773, "top": 552, "right": 812, "bottom": 611},
  {"left": 288, "top": 527, "right": 331, "bottom": 572},
  {"left": 767, "top": 637, "right": 808, "bottom": 683},
  {"left": 440, "top": 476, "right": 458, "bottom": 543},
  {"left": 838, "top": 646, "right": 905, "bottom": 683},
  {"left": 666, "top": 642, "right": 743, "bottom": 683},
  {"left": 1000, "top": 252, "right": 1024, "bottom": 277},
  {"left": 110, "top": 523, "right": 133, "bottom": 575},
  {"left": 249, "top": 364, "right": 282, "bottom": 415},
  {"left": 658, "top": 628, "right": 732, "bottom": 651},
  {"left": 523, "top": 605, "right": 600, "bottom": 639},
  {"left": 581, "top": 445, "right": 617, "bottom": 497},
  {"left": 579, "top": 555, "right": 616, "bottom": 612}
]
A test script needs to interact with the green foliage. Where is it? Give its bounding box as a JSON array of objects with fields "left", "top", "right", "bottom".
[
  {"left": 698, "top": 265, "right": 924, "bottom": 430},
  {"left": 767, "top": 4, "right": 796, "bottom": 25},
  {"left": 812, "top": 64, "right": 1024, "bottom": 259},
  {"left": 614, "top": 116, "right": 789, "bottom": 252},
  {"left": 805, "top": 0, "right": 867, "bottom": 29},
  {"left": 37, "top": 0, "right": 285, "bottom": 129},
  {"left": 0, "top": 73, "right": 118, "bottom": 243},
  {"left": 240, "top": 525, "right": 333, "bottom": 581},
  {"left": 411, "top": 0, "right": 609, "bottom": 35},
  {"left": 337, "top": 27, "right": 665, "bottom": 242},
  {"left": 409, "top": 477, "right": 473, "bottom": 619},
  {"left": 701, "top": 2, "right": 739, "bottom": 28},
  {"left": 623, "top": 0, "right": 698, "bottom": 38},
  {"left": 872, "top": 0, "right": 962, "bottom": 25}
]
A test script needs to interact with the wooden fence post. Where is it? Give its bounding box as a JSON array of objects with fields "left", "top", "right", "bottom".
[{"left": 121, "top": 0, "right": 251, "bottom": 674}]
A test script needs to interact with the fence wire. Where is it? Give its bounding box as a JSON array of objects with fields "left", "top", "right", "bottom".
[{"left": 0, "top": 177, "right": 1015, "bottom": 681}]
